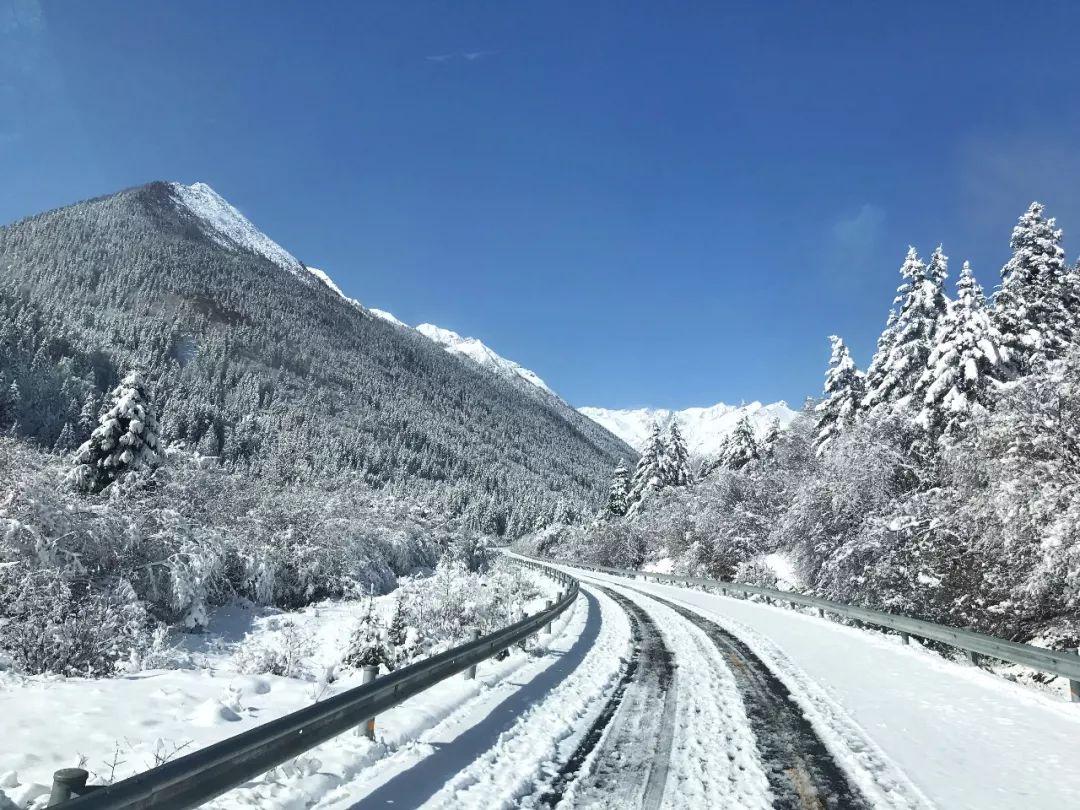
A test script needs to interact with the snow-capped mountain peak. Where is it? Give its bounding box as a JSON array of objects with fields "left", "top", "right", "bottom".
[
  {"left": 415, "top": 323, "right": 554, "bottom": 395},
  {"left": 368, "top": 308, "right": 405, "bottom": 327},
  {"left": 578, "top": 401, "right": 797, "bottom": 458},
  {"left": 305, "top": 266, "right": 365, "bottom": 309},
  {"left": 170, "top": 181, "right": 308, "bottom": 281}
]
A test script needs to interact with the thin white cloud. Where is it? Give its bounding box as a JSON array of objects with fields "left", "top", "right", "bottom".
[
  {"left": 425, "top": 50, "right": 499, "bottom": 64},
  {"left": 826, "top": 203, "right": 886, "bottom": 281}
]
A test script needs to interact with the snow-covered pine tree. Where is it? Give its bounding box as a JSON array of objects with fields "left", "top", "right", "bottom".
[
  {"left": 343, "top": 598, "right": 389, "bottom": 669},
  {"left": 628, "top": 422, "right": 664, "bottom": 506},
  {"left": 861, "top": 308, "right": 898, "bottom": 413},
  {"left": 913, "top": 261, "right": 1009, "bottom": 439},
  {"left": 725, "top": 416, "right": 759, "bottom": 470},
  {"left": 53, "top": 422, "right": 76, "bottom": 453},
  {"left": 758, "top": 418, "right": 783, "bottom": 459},
  {"left": 659, "top": 420, "right": 692, "bottom": 487},
  {"left": 813, "top": 335, "right": 865, "bottom": 455},
  {"left": 863, "top": 246, "right": 948, "bottom": 413},
  {"left": 993, "top": 202, "right": 1071, "bottom": 374},
  {"left": 72, "top": 369, "right": 163, "bottom": 493},
  {"left": 606, "top": 460, "right": 631, "bottom": 516},
  {"left": 0, "top": 380, "right": 18, "bottom": 431},
  {"left": 699, "top": 434, "right": 731, "bottom": 478},
  {"left": 78, "top": 393, "right": 99, "bottom": 437},
  {"left": 387, "top": 596, "right": 407, "bottom": 648}
]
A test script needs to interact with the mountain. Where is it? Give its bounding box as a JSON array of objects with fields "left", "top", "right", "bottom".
[
  {"left": 414, "top": 324, "right": 554, "bottom": 396},
  {"left": 578, "top": 401, "right": 798, "bottom": 458},
  {"left": 0, "top": 180, "right": 633, "bottom": 534}
]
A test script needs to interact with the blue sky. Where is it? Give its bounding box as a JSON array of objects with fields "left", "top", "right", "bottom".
[{"left": 4, "top": 1, "right": 1080, "bottom": 409}]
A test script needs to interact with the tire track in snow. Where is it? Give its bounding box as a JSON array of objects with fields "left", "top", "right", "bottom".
[
  {"left": 537, "top": 585, "right": 676, "bottom": 809},
  {"left": 632, "top": 588, "right": 870, "bottom": 810}
]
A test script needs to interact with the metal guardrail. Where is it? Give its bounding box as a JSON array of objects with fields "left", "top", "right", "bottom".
[
  {"left": 54, "top": 563, "right": 579, "bottom": 809},
  {"left": 531, "top": 555, "right": 1080, "bottom": 697}
]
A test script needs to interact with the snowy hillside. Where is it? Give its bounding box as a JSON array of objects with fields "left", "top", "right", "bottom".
[
  {"left": 415, "top": 323, "right": 555, "bottom": 396},
  {"left": 170, "top": 182, "right": 556, "bottom": 400},
  {"left": 170, "top": 182, "right": 309, "bottom": 281},
  {"left": 578, "top": 401, "right": 797, "bottom": 457}
]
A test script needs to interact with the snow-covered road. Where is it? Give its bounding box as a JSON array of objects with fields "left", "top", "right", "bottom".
[
  {"left": 10, "top": 558, "right": 1077, "bottom": 809},
  {"left": 555, "top": 563, "right": 1080, "bottom": 810}
]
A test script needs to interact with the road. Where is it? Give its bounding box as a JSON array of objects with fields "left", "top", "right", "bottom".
[{"left": 212, "top": 558, "right": 1080, "bottom": 809}]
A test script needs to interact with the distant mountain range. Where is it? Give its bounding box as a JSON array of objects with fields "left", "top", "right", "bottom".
[
  {"left": 0, "top": 181, "right": 632, "bottom": 534},
  {"left": 578, "top": 402, "right": 798, "bottom": 458}
]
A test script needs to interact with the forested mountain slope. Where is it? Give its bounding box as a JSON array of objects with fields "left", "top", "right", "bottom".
[{"left": 0, "top": 181, "right": 631, "bottom": 534}]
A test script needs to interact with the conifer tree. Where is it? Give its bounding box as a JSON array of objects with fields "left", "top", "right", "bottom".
[
  {"left": 659, "top": 420, "right": 692, "bottom": 487},
  {"left": 387, "top": 597, "right": 407, "bottom": 649},
  {"left": 343, "top": 598, "right": 389, "bottom": 669},
  {"left": 814, "top": 335, "right": 865, "bottom": 455},
  {"left": 0, "top": 381, "right": 18, "bottom": 431},
  {"left": 861, "top": 309, "right": 897, "bottom": 413},
  {"left": 53, "top": 422, "right": 76, "bottom": 453},
  {"left": 863, "top": 247, "right": 948, "bottom": 412},
  {"left": 993, "top": 202, "right": 1071, "bottom": 373},
  {"left": 913, "top": 261, "right": 1008, "bottom": 439},
  {"left": 628, "top": 422, "right": 664, "bottom": 505},
  {"left": 725, "top": 416, "right": 759, "bottom": 470},
  {"left": 758, "top": 418, "right": 783, "bottom": 459},
  {"left": 606, "top": 460, "right": 631, "bottom": 516},
  {"left": 72, "top": 370, "right": 163, "bottom": 493}
]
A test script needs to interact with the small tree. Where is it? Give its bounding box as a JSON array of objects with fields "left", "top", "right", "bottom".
[
  {"left": 343, "top": 598, "right": 390, "bottom": 669},
  {"left": 725, "top": 416, "right": 760, "bottom": 470},
  {"left": 913, "top": 261, "right": 1009, "bottom": 440},
  {"left": 72, "top": 370, "right": 163, "bottom": 493},
  {"left": 993, "top": 202, "right": 1072, "bottom": 374},
  {"left": 659, "top": 420, "right": 692, "bottom": 487},
  {"left": 606, "top": 460, "right": 631, "bottom": 516},
  {"left": 0, "top": 380, "right": 18, "bottom": 431},
  {"left": 628, "top": 422, "right": 664, "bottom": 507},
  {"left": 864, "top": 246, "right": 948, "bottom": 413},
  {"left": 814, "top": 335, "right": 865, "bottom": 455}
]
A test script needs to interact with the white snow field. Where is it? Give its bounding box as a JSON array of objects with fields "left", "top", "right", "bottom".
[
  {"left": 554, "top": 563, "right": 1080, "bottom": 810},
  {"left": 0, "top": 572, "right": 562, "bottom": 810}
]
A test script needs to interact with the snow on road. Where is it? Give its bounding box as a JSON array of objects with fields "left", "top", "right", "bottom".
[
  {"left": 550, "top": 585, "right": 677, "bottom": 809},
  {"left": 598, "top": 583, "right": 775, "bottom": 809},
  {"left": 559, "top": 563, "right": 1080, "bottom": 810}
]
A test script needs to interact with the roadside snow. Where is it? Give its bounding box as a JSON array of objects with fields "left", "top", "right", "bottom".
[
  {"left": 762, "top": 552, "right": 798, "bottom": 590},
  {"left": 0, "top": 568, "right": 561, "bottom": 809},
  {"left": 318, "top": 584, "right": 629, "bottom": 808}
]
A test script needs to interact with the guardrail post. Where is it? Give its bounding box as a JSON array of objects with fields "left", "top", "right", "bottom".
[
  {"left": 544, "top": 600, "right": 554, "bottom": 634},
  {"left": 464, "top": 628, "right": 480, "bottom": 680},
  {"left": 1071, "top": 649, "right": 1080, "bottom": 703},
  {"left": 817, "top": 608, "right": 824, "bottom": 618},
  {"left": 967, "top": 651, "right": 980, "bottom": 666},
  {"left": 49, "top": 768, "right": 88, "bottom": 805},
  {"left": 361, "top": 665, "right": 378, "bottom": 740},
  {"left": 900, "top": 631, "right": 910, "bottom": 645}
]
